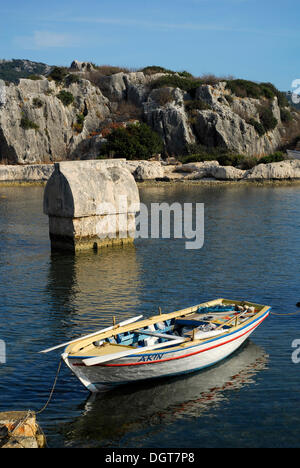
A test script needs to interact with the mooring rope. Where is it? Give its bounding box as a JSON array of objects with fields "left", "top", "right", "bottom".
[
  {"left": 270, "top": 311, "right": 300, "bottom": 316},
  {"left": 36, "top": 359, "right": 62, "bottom": 415}
]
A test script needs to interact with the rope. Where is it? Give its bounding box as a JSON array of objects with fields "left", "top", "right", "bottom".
[
  {"left": 36, "top": 359, "right": 62, "bottom": 415},
  {"left": 10, "top": 410, "right": 35, "bottom": 436},
  {"left": 270, "top": 311, "right": 300, "bottom": 316}
]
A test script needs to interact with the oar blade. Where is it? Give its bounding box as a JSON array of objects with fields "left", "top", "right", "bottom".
[{"left": 39, "top": 315, "right": 143, "bottom": 354}]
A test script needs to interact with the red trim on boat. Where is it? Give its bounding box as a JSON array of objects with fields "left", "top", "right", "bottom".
[{"left": 72, "top": 313, "right": 269, "bottom": 368}]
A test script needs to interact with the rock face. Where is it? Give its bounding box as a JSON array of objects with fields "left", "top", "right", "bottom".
[
  {"left": 0, "top": 163, "right": 54, "bottom": 182},
  {"left": 43, "top": 160, "right": 140, "bottom": 252},
  {"left": 143, "top": 87, "right": 196, "bottom": 155},
  {"left": 193, "top": 82, "right": 283, "bottom": 156},
  {"left": 0, "top": 77, "right": 110, "bottom": 164},
  {"left": 244, "top": 159, "right": 300, "bottom": 180},
  {"left": 70, "top": 60, "right": 95, "bottom": 72},
  {"left": 0, "top": 66, "right": 297, "bottom": 164}
]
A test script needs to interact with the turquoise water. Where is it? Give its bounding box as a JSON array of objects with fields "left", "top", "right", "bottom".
[{"left": 0, "top": 183, "right": 300, "bottom": 448}]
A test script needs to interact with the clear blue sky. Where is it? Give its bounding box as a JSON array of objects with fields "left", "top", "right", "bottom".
[{"left": 1, "top": 0, "right": 299, "bottom": 91}]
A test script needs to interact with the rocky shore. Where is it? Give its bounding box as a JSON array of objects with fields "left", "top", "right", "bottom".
[
  {"left": 1, "top": 158, "right": 300, "bottom": 185},
  {"left": 0, "top": 411, "right": 46, "bottom": 449}
]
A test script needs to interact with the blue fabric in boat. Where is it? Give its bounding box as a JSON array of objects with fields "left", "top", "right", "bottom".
[
  {"left": 113, "top": 321, "right": 175, "bottom": 347},
  {"left": 175, "top": 318, "right": 207, "bottom": 327},
  {"left": 197, "top": 305, "right": 234, "bottom": 313}
]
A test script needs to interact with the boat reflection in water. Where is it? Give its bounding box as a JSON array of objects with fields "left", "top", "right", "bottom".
[{"left": 62, "top": 341, "right": 268, "bottom": 447}]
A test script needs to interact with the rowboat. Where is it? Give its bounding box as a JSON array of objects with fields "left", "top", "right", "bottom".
[{"left": 40, "top": 298, "right": 271, "bottom": 393}]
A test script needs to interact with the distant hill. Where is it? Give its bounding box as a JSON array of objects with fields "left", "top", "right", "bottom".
[{"left": 0, "top": 59, "right": 52, "bottom": 83}]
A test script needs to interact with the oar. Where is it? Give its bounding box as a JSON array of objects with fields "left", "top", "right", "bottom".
[
  {"left": 39, "top": 315, "right": 144, "bottom": 354},
  {"left": 83, "top": 337, "right": 186, "bottom": 367}
]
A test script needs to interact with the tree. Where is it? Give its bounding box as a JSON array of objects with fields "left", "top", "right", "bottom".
[{"left": 101, "top": 122, "right": 163, "bottom": 160}]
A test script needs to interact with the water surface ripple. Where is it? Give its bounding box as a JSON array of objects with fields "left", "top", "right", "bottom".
[{"left": 0, "top": 184, "right": 299, "bottom": 448}]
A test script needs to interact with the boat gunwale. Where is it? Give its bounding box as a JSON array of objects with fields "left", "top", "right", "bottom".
[
  {"left": 65, "top": 299, "right": 271, "bottom": 360},
  {"left": 85, "top": 311, "right": 270, "bottom": 368}
]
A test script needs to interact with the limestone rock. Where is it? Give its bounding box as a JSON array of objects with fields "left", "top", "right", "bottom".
[
  {"left": 143, "top": 88, "right": 196, "bottom": 154},
  {"left": 0, "top": 78, "right": 110, "bottom": 164},
  {"left": 244, "top": 159, "right": 300, "bottom": 179},
  {"left": 0, "top": 69, "right": 297, "bottom": 163},
  {"left": 0, "top": 164, "right": 54, "bottom": 182},
  {"left": 133, "top": 161, "right": 165, "bottom": 180},
  {"left": 97, "top": 72, "right": 127, "bottom": 101},
  {"left": 210, "top": 165, "right": 246, "bottom": 180},
  {"left": 193, "top": 104, "right": 282, "bottom": 156},
  {"left": 70, "top": 60, "right": 95, "bottom": 72},
  {"left": 0, "top": 411, "right": 45, "bottom": 449},
  {"left": 2, "top": 436, "right": 39, "bottom": 449},
  {"left": 175, "top": 161, "right": 219, "bottom": 173}
]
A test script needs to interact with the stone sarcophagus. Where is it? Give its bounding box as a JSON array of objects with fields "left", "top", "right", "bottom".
[{"left": 43, "top": 160, "right": 140, "bottom": 252}]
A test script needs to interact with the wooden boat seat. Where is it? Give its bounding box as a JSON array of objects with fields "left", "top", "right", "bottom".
[{"left": 175, "top": 313, "right": 209, "bottom": 327}]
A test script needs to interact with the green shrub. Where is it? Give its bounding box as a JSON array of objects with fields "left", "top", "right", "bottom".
[
  {"left": 226, "top": 79, "right": 262, "bottom": 99},
  {"left": 100, "top": 122, "right": 163, "bottom": 160},
  {"left": 73, "top": 113, "right": 85, "bottom": 132},
  {"left": 141, "top": 66, "right": 193, "bottom": 79},
  {"left": 259, "top": 152, "right": 285, "bottom": 164},
  {"left": 260, "top": 82, "right": 289, "bottom": 107},
  {"left": 57, "top": 90, "right": 74, "bottom": 106},
  {"left": 185, "top": 99, "right": 212, "bottom": 112},
  {"left": 259, "top": 106, "right": 278, "bottom": 131},
  {"left": 226, "top": 79, "right": 289, "bottom": 108},
  {"left": 177, "top": 70, "right": 194, "bottom": 78},
  {"left": 65, "top": 73, "right": 82, "bottom": 86},
  {"left": 151, "top": 75, "right": 201, "bottom": 97},
  {"left": 249, "top": 118, "right": 266, "bottom": 136},
  {"left": 48, "top": 67, "right": 68, "bottom": 83},
  {"left": 27, "top": 75, "right": 43, "bottom": 81},
  {"left": 179, "top": 147, "right": 285, "bottom": 168},
  {"left": 32, "top": 97, "right": 43, "bottom": 108},
  {"left": 141, "top": 65, "right": 176, "bottom": 75},
  {"left": 20, "top": 114, "right": 39, "bottom": 131},
  {"left": 179, "top": 145, "right": 245, "bottom": 167},
  {"left": 226, "top": 94, "right": 234, "bottom": 105},
  {"left": 280, "top": 108, "right": 293, "bottom": 123}
]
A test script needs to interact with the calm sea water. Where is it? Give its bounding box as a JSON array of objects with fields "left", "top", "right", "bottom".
[{"left": 0, "top": 183, "right": 300, "bottom": 448}]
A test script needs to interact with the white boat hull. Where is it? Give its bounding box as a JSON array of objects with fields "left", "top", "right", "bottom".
[{"left": 63, "top": 310, "right": 269, "bottom": 392}]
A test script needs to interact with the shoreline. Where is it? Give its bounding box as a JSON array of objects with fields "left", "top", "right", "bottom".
[
  {"left": 1, "top": 159, "right": 300, "bottom": 187},
  {"left": 1, "top": 178, "right": 300, "bottom": 188}
]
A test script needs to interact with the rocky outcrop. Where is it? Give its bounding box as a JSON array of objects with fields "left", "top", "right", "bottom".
[
  {"left": 0, "top": 77, "right": 110, "bottom": 164},
  {"left": 133, "top": 161, "right": 165, "bottom": 180},
  {"left": 0, "top": 411, "right": 46, "bottom": 449},
  {"left": 1, "top": 159, "right": 300, "bottom": 184},
  {"left": 244, "top": 159, "right": 300, "bottom": 180},
  {"left": 0, "top": 163, "right": 53, "bottom": 182},
  {"left": 143, "top": 87, "right": 196, "bottom": 155},
  {"left": 70, "top": 60, "right": 95, "bottom": 73},
  {"left": 0, "top": 65, "right": 298, "bottom": 164},
  {"left": 193, "top": 82, "right": 283, "bottom": 156}
]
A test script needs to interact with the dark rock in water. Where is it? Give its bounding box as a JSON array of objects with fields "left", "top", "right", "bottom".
[{"left": 297, "top": 303, "right": 300, "bottom": 308}]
